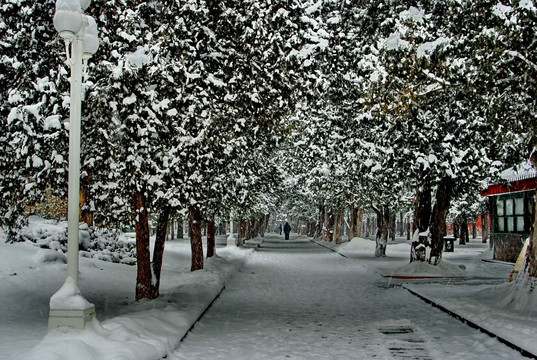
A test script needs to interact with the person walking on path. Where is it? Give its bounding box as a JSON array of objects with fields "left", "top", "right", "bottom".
[
  {"left": 278, "top": 224, "right": 282, "bottom": 235},
  {"left": 283, "top": 222, "right": 291, "bottom": 240}
]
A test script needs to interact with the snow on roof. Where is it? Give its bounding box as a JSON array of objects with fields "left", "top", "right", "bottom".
[{"left": 500, "top": 161, "right": 537, "bottom": 182}]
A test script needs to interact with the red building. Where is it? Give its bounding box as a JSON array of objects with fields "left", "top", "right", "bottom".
[{"left": 480, "top": 162, "right": 537, "bottom": 262}]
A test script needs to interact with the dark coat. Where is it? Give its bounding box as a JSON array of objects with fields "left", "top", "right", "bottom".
[{"left": 283, "top": 222, "right": 291, "bottom": 234}]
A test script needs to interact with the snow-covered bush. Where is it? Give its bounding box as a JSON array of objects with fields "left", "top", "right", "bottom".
[{"left": 6, "top": 216, "right": 136, "bottom": 265}]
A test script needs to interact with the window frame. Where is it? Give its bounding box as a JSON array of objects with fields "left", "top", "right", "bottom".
[{"left": 493, "top": 191, "right": 533, "bottom": 235}]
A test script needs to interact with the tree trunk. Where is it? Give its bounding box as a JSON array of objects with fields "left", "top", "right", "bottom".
[
  {"left": 307, "top": 220, "right": 315, "bottom": 237},
  {"left": 248, "top": 219, "right": 253, "bottom": 240},
  {"left": 237, "top": 218, "right": 246, "bottom": 246},
  {"left": 260, "top": 214, "right": 269, "bottom": 237},
  {"left": 189, "top": 206, "right": 204, "bottom": 271},
  {"left": 482, "top": 212, "right": 489, "bottom": 244},
  {"left": 349, "top": 200, "right": 363, "bottom": 240},
  {"left": 410, "top": 177, "right": 432, "bottom": 262},
  {"left": 177, "top": 217, "right": 184, "bottom": 239},
  {"left": 313, "top": 206, "right": 323, "bottom": 238},
  {"left": 413, "top": 177, "right": 432, "bottom": 234},
  {"left": 528, "top": 149, "right": 537, "bottom": 278},
  {"left": 429, "top": 177, "right": 453, "bottom": 265},
  {"left": 462, "top": 215, "right": 470, "bottom": 243},
  {"left": 333, "top": 210, "right": 343, "bottom": 245},
  {"left": 79, "top": 173, "right": 93, "bottom": 226},
  {"left": 321, "top": 206, "right": 327, "bottom": 240},
  {"left": 459, "top": 218, "right": 467, "bottom": 245},
  {"left": 245, "top": 219, "right": 251, "bottom": 241},
  {"left": 356, "top": 205, "right": 363, "bottom": 238},
  {"left": 373, "top": 205, "right": 389, "bottom": 257},
  {"left": 390, "top": 212, "right": 396, "bottom": 241},
  {"left": 255, "top": 218, "right": 260, "bottom": 238},
  {"left": 323, "top": 209, "right": 334, "bottom": 242},
  {"left": 170, "top": 217, "right": 175, "bottom": 240},
  {"left": 151, "top": 206, "right": 170, "bottom": 298},
  {"left": 207, "top": 220, "right": 216, "bottom": 258},
  {"left": 371, "top": 213, "right": 377, "bottom": 238},
  {"left": 349, "top": 197, "right": 356, "bottom": 239},
  {"left": 133, "top": 191, "right": 152, "bottom": 301},
  {"left": 399, "top": 211, "right": 404, "bottom": 237}
]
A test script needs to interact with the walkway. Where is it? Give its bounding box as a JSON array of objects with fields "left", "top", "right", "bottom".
[{"left": 169, "top": 234, "right": 526, "bottom": 360}]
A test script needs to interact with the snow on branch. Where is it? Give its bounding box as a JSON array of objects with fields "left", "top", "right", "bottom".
[
  {"left": 416, "top": 37, "right": 449, "bottom": 58},
  {"left": 305, "top": 0, "right": 323, "bottom": 15},
  {"left": 421, "top": 69, "right": 452, "bottom": 87},
  {"left": 505, "top": 50, "right": 537, "bottom": 72}
]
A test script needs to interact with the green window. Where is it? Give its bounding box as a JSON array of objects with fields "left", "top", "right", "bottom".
[{"left": 495, "top": 192, "right": 533, "bottom": 234}]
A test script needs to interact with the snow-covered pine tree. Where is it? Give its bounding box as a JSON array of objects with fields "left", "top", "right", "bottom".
[
  {"left": 0, "top": 0, "right": 70, "bottom": 240},
  {"left": 84, "top": 0, "right": 176, "bottom": 300},
  {"left": 465, "top": 0, "right": 537, "bottom": 276},
  {"left": 286, "top": 1, "right": 414, "bottom": 250},
  {"left": 278, "top": 1, "right": 349, "bottom": 242},
  {"left": 191, "top": 0, "right": 323, "bottom": 246},
  {"left": 363, "top": 1, "right": 517, "bottom": 264}
]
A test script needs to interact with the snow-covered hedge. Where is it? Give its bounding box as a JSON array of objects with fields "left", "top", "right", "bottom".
[{"left": 5, "top": 216, "right": 136, "bottom": 265}]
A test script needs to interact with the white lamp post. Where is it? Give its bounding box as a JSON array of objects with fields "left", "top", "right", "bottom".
[
  {"left": 227, "top": 212, "right": 236, "bottom": 247},
  {"left": 48, "top": 0, "right": 99, "bottom": 330}
]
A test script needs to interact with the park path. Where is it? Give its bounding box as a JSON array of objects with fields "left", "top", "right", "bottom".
[{"left": 169, "top": 234, "right": 525, "bottom": 360}]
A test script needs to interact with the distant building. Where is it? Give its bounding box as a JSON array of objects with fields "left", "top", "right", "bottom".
[{"left": 480, "top": 162, "right": 536, "bottom": 262}]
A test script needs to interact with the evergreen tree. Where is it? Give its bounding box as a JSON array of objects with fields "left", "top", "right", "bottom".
[
  {"left": 0, "top": 0, "right": 69, "bottom": 239},
  {"left": 466, "top": 0, "right": 536, "bottom": 275},
  {"left": 361, "top": 1, "right": 519, "bottom": 264}
]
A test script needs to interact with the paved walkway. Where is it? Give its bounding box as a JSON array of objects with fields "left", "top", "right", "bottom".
[{"left": 169, "top": 234, "right": 526, "bottom": 360}]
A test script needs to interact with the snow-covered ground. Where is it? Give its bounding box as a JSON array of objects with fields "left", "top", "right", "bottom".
[
  {"left": 0, "top": 220, "right": 250, "bottom": 360},
  {"left": 1, "top": 220, "right": 535, "bottom": 359},
  {"left": 170, "top": 236, "right": 530, "bottom": 360},
  {"left": 319, "top": 236, "right": 537, "bottom": 357}
]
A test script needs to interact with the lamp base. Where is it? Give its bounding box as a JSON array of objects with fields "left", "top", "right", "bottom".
[
  {"left": 227, "top": 235, "right": 236, "bottom": 247},
  {"left": 48, "top": 306, "right": 95, "bottom": 330}
]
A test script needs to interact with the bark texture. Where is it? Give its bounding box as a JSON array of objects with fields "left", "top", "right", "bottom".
[
  {"left": 373, "top": 205, "right": 389, "bottom": 257},
  {"left": 189, "top": 206, "right": 204, "bottom": 271},
  {"left": 177, "top": 218, "right": 184, "bottom": 239},
  {"left": 79, "top": 173, "right": 94, "bottom": 226},
  {"left": 390, "top": 213, "right": 396, "bottom": 241},
  {"left": 207, "top": 220, "right": 216, "bottom": 258},
  {"left": 399, "top": 212, "right": 404, "bottom": 237},
  {"left": 333, "top": 210, "right": 344, "bottom": 245},
  {"left": 482, "top": 212, "right": 490, "bottom": 244},
  {"left": 429, "top": 177, "right": 453, "bottom": 264},
  {"left": 459, "top": 216, "right": 469, "bottom": 245},
  {"left": 152, "top": 206, "right": 170, "bottom": 298},
  {"left": 413, "top": 177, "right": 432, "bottom": 234},
  {"left": 411, "top": 177, "right": 432, "bottom": 262},
  {"left": 237, "top": 219, "right": 247, "bottom": 246},
  {"left": 349, "top": 200, "right": 363, "bottom": 240},
  {"left": 133, "top": 191, "right": 152, "bottom": 301},
  {"left": 323, "top": 209, "right": 334, "bottom": 242},
  {"left": 315, "top": 206, "right": 324, "bottom": 239}
]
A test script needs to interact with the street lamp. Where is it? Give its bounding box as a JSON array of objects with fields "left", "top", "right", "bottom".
[
  {"left": 227, "top": 211, "right": 236, "bottom": 246},
  {"left": 48, "top": 0, "right": 99, "bottom": 330}
]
